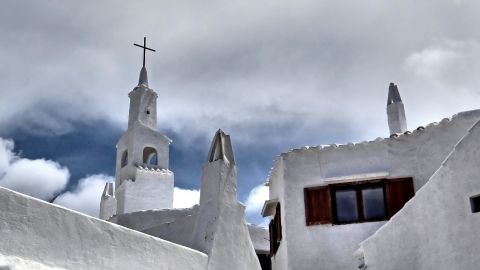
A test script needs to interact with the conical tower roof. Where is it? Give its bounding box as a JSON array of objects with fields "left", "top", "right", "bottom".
[
  {"left": 387, "top": 82, "right": 403, "bottom": 105},
  {"left": 208, "top": 129, "right": 235, "bottom": 165}
]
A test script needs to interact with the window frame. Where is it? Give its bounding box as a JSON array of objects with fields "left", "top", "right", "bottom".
[
  {"left": 330, "top": 180, "right": 388, "bottom": 225},
  {"left": 304, "top": 177, "right": 414, "bottom": 226}
]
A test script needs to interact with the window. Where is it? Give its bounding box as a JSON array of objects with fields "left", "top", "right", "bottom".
[
  {"left": 331, "top": 182, "right": 386, "bottom": 224},
  {"left": 470, "top": 195, "right": 480, "bottom": 213},
  {"left": 121, "top": 151, "right": 128, "bottom": 167},
  {"left": 269, "top": 203, "right": 282, "bottom": 256},
  {"left": 143, "top": 147, "right": 158, "bottom": 166},
  {"left": 304, "top": 178, "right": 414, "bottom": 226},
  {"left": 335, "top": 189, "right": 359, "bottom": 223},
  {"left": 362, "top": 187, "right": 386, "bottom": 219}
]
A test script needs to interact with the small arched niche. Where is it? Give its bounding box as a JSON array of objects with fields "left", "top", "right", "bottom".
[
  {"left": 143, "top": 147, "right": 158, "bottom": 166},
  {"left": 121, "top": 150, "right": 128, "bottom": 167}
]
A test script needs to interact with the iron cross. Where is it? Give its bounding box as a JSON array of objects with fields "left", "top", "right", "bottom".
[{"left": 134, "top": 37, "right": 156, "bottom": 67}]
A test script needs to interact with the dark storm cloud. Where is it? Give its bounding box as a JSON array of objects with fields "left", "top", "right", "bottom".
[{"left": 2, "top": 0, "right": 480, "bottom": 142}]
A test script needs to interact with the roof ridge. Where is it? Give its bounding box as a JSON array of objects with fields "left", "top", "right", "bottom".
[{"left": 264, "top": 109, "right": 480, "bottom": 185}]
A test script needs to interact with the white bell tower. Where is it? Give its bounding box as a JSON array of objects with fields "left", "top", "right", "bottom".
[{"left": 101, "top": 37, "right": 174, "bottom": 217}]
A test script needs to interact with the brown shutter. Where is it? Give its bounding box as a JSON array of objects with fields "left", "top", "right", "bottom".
[
  {"left": 385, "top": 178, "right": 414, "bottom": 218},
  {"left": 269, "top": 204, "right": 282, "bottom": 256},
  {"left": 304, "top": 186, "right": 331, "bottom": 225},
  {"left": 275, "top": 203, "right": 282, "bottom": 241}
]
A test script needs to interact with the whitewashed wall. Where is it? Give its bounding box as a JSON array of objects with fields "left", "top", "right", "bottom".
[
  {"left": 192, "top": 160, "right": 262, "bottom": 270},
  {"left": 116, "top": 168, "right": 174, "bottom": 214},
  {"left": 112, "top": 206, "right": 198, "bottom": 249},
  {"left": 112, "top": 207, "right": 269, "bottom": 255},
  {"left": 267, "top": 110, "right": 480, "bottom": 270},
  {"left": 269, "top": 158, "right": 290, "bottom": 270},
  {"left": 0, "top": 187, "right": 207, "bottom": 270},
  {"left": 360, "top": 120, "right": 480, "bottom": 270}
]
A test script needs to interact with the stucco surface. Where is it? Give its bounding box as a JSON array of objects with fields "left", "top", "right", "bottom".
[
  {"left": 387, "top": 102, "right": 407, "bottom": 134},
  {"left": 0, "top": 255, "right": 68, "bottom": 270},
  {"left": 116, "top": 169, "right": 174, "bottom": 214},
  {"left": 360, "top": 119, "right": 480, "bottom": 270},
  {"left": 0, "top": 187, "right": 207, "bottom": 270},
  {"left": 99, "top": 182, "right": 116, "bottom": 219},
  {"left": 127, "top": 84, "right": 158, "bottom": 130},
  {"left": 112, "top": 205, "right": 198, "bottom": 232},
  {"left": 192, "top": 159, "right": 261, "bottom": 270},
  {"left": 112, "top": 206, "right": 198, "bottom": 249},
  {"left": 112, "top": 206, "right": 269, "bottom": 254},
  {"left": 99, "top": 195, "right": 116, "bottom": 219},
  {"left": 267, "top": 110, "right": 480, "bottom": 270},
  {"left": 143, "top": 210, "right": 198, "bottom": 248}
]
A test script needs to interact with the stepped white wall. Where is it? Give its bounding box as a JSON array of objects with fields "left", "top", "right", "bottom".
[
  {"left": 360, "top": 120, "right": 480, "bottom": 270},
  {"left": 0, "top": 187, "right": 207, "bottom": 270}
]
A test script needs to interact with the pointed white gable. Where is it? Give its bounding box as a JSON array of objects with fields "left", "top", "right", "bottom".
[{"left": 208, "top": 129, "right": 235, "bottom": 165}]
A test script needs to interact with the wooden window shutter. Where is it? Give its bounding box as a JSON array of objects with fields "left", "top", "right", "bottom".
[
  {"left": 385, "top": 178, "right": 414, "bottom": 218},
  {"left": 275, "top": 203, "right": 282, "bottom": 241},
  {"left": 304, "top": 186, "right": 332, "bottom": 225},
  {"left": 269, "top": 204, "right": 282, "bottom": 256}
]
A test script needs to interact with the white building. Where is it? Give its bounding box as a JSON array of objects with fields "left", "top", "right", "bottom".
[{"left": 262, "top": 83, "right": 480, "bottom": 270}]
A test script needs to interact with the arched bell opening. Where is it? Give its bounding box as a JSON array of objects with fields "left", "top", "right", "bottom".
[{"left": 143, "top": 147, "right": 158, "bottom": 166}]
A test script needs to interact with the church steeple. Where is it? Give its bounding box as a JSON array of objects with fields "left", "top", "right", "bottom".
[
  {"left": 128, "top": 37, "right": 157, "bottom": 129},
  {"left": 387, "top": 82, "right": 408, "bottom": 134},
  {"left": 127, "top": 75, "right": 157, "bottom": 130},
  {"left": 110, "top": 37, "right": 174, "bottom": 215}
]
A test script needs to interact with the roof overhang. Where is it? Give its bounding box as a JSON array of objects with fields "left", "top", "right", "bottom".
[{"left": 261, "top": 199, "right": 279, "bottom": 217}]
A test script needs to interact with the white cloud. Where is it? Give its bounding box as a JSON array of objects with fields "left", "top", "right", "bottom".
[
  {"left": 405, "top": 46, "right": 461, "bottom": 80},
  {"left": 173, "top": 187, "right": 200, "bottom": 208},
  {"left": 245, "top": 184, "right": 269, "bottom": 214},
  {"left": 245, "top": 184, "right": 269, "bottom": 226},
  {"left": 403, "top": 40, "right": 480, "bottom": 86},
  {"left": 54, "top": 174, "right": 114, "bottom": 217},
  {"left": 0, "top": 138, "right": 69, "bottom": 200}
]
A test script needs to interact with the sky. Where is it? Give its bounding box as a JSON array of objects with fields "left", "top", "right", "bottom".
[{"left": 1, "top": 0, "right": 480, "bottom": 225}]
